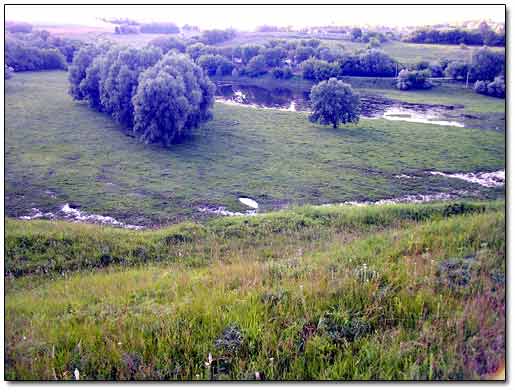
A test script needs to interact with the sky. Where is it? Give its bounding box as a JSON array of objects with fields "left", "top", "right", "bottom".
[{"left": 5, "top": 4, "right": 506, "bottom": 30}]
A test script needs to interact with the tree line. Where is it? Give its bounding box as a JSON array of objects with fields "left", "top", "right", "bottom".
[{"left": 5, "top": 27, "right": 82, "bottom": 72}]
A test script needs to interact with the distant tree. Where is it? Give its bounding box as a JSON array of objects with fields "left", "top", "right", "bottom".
[
  {"left": 197, "top": 54, "right": 233, "bottom": 76},
  {"left": 301, "top": 39, "right": 321, "bottom": 48},
  {"left": 186, "top": 43, "right": 207, "bottom": 61},
  {"left": 6, "top": 36, "right": 67, "bottom": 72},
  {"left": 240, "top": 45, "right": 264, "bottom": 64},
  {"left": 262, "top": 47, "right": 288, "bottom": 67},
  {"left": 149, "top": 36, "right": 186, "bottom": 53},
  {"left": 367, "top": 37, "right": 381, "bottom": 49},
  {"left": 444, "top": 61, "right": 469, "bottom": 80},
  {"left": 100, "top": 46, "right": 162, "bottom": 127},
  {"left": 470, "top": 47, "right": 504, "bottom": 82},
  {"left": 294, "top": 46, "right": 316, "bottom": 63},
  {"left": 132, "top": 53, "right": 215, "bottom": 146},
  {"left": 309, "top": 78, "right": 360, "bottom": 128},
  {"left": 245, "top": 54, "right": 267, "bottom": 77},
  {"left": 116, "top": 24, "right": 139, "bottom": 34},
  {"left": 428, "top": 61, "right": 443, "bottom": 77},
  {"left": 200, "top": 28, "right": 236, "bottom": 45},
  {"left": 355, "top": 49, "right": 397, "bottom": 77},
  {"left": 301, "top": 58, "right": 339, "bottom": 82},
  {"left": 351, "top": 27, "right": 362, "bottom": 41},
  {"left": 397, "top": 69, "right": 432, "bottom": 90},
  {"left": 140, "top": 22, "right": 179, "bottom": 34}
]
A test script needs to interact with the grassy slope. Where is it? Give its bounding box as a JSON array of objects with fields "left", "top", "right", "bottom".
[
  {"left": 5, "top": 71, "right": 505, "bottom": 225},
  {"left": 5, "top": 201, "right": 505, "bottom": 380}
]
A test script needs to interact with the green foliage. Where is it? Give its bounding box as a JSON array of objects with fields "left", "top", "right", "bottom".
[
  {"left": 309, "top": 78, "right": 360, "bottom": 128},
  {"left": 197, "top": 54, "right": 233, "bottom": 76},
  {"left": 132, "top": 53, "right": 215, "bottom": 145},
  {"left": 271, "top": 66, "right": 293, "bottom": 79},
  {"left": 245, "top": 54, "right": 268, "bottom": 77},
  {"left": 470, "top": 47, "right": 504, "bottom": 82},
  {"left": 5, "top": 36, "right": 67, "bottom": 72},
  {"left": 149, "top": 36, "right": 186, "bottom": 53},
  {"left": 301, "top": 58, "right": 340, "bottom": 82},
  {"left": 397, "top": 69, "right": 432, "bottom": 90},
  {"left": 444, "top": 61, "right": 469, "bottom": 80},
  {"left": 294, "top": 46, "right": 316, "bottom": 63},
  {"left": 474, "top": 76, "right": 505, "bottom": 98},
  {"left": 200, "top": 29, "right": 236, "bottom": 45}
]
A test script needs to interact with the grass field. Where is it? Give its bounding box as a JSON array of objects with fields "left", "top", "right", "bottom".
[
  {"left": 5, "top": 201, "right": 505, "bottom": 380},
  {"left": 5, "top": 71, "right": 505, "bottom": 226}
]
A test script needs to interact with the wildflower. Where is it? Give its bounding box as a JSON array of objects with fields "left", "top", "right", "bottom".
[
  {"left": 205, "top": 352, "right": 213, "bottom": 368},
  {"left": 74, "top": 368, "right": 80, "bottom": 380}
]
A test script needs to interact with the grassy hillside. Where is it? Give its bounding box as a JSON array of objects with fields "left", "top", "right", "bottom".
[
  {"left": 5, "top": 71, "right": 505, "bottom": 226},
  {"left": 5, "top": 201, "right": 505, "bottom": 380}
]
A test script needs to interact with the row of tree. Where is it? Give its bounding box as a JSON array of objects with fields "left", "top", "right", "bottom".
[
  {"left": 68, "top": 44, "right": 215, "bottom": 145},
  {"left": 404, "top": 26, "right": 505, "bottom": 47},
  {"left": 5, "top": 29, "right": 82, "bottom": 71}
]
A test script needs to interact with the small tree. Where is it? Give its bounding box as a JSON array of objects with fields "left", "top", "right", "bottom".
[
  {"left": 309, "top": 78, "right": 360, "bottom": 128},
  {"left": 397, "top": 69, "right": 432, "bottom": 90}
]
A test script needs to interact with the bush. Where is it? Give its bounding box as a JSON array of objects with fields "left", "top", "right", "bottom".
[
  {"left": 397, "top": 69, "right": 432, "bottom": 90},
  {"left": 140, "top": 22, "right": 179, "bottom": 34},
  {"left": 294, "top": 46, "right": 316, "bottom": 63},
  {"left": 444, "top": 61, "right": 469, "bottom": 80},
  {"left": 474, "top": 76, "right": 505, "bottom": 98},
  {"left": 6, "top": 36, "right": 67, "bottom": 72},
  {"left": 470, "top": 47, "right": 505, "bottom": 82},
  {"left": 200, "top": 29, "right": 236, "bottom": 45},
  {"left": 309, "top": 78, "right": 360, "bottom": 128},
  {"left": 262, "top": 47, "right": 288, "bottom": 67},
  {"left": 301, "top": 58, "right": 340, "bottom": 82},
  {"left": 245, "top": 54, "right": 267, "bottom": 77},
  {"left": 149, "top": 36, "right": 186, "bottom": 54},
  {"left": 197, "top": 54, "right": 233, "bottom": 76},
  {"left": 132, "top": 53, "right": 215, "bottom": 145}
]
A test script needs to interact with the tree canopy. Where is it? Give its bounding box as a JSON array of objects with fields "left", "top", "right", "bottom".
[{"left": 309, "top": 78, "right": 360, "bottom": 128}]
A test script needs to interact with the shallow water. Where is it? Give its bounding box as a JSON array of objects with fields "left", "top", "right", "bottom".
[
  {"left": 19, "top": 203, "right": 144, "bottom": 230},
  {"left": 239, "top": 197, "right": 259, "bottom": 209},
  {"left": 382, "top": 107, "right": 465, "bottom": 127},
  {"left": 429, "top": 170, "right": 505, "bottom": 188}
]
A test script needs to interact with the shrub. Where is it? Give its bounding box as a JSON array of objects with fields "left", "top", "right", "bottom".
[
  {"left": 309, "top": 78, "right": 360, "bottom": 128},
  {"left": 149, "top": 36, "right": 186, "bottom": 53},
  {"left": 132, "top": 53, "right": 215, "bottom": 145},
  {"left": 301, "top": 58, "right": 340, "bottom": 82},
  {"left": 397, "top": 69, "right": 432, "bottom": 90},
  {"left": 200, "top": 29, "right": 236, "bottom": 45},
  {"left": 475, "top": 76, "right": 505, "bottom": 98},
  {"left": 444, "top": 61, "right": 469, "bottom": 80},
  {"left": 245, "top": 54, "right": 267, "bottom": 77},
  {"left": 197, "top": 54, "right": 233, "bottom": 76}
]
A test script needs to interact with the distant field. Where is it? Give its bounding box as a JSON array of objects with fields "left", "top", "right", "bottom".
[{"left": 5, "top": 71, "right": 504, "bottom": 225}]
